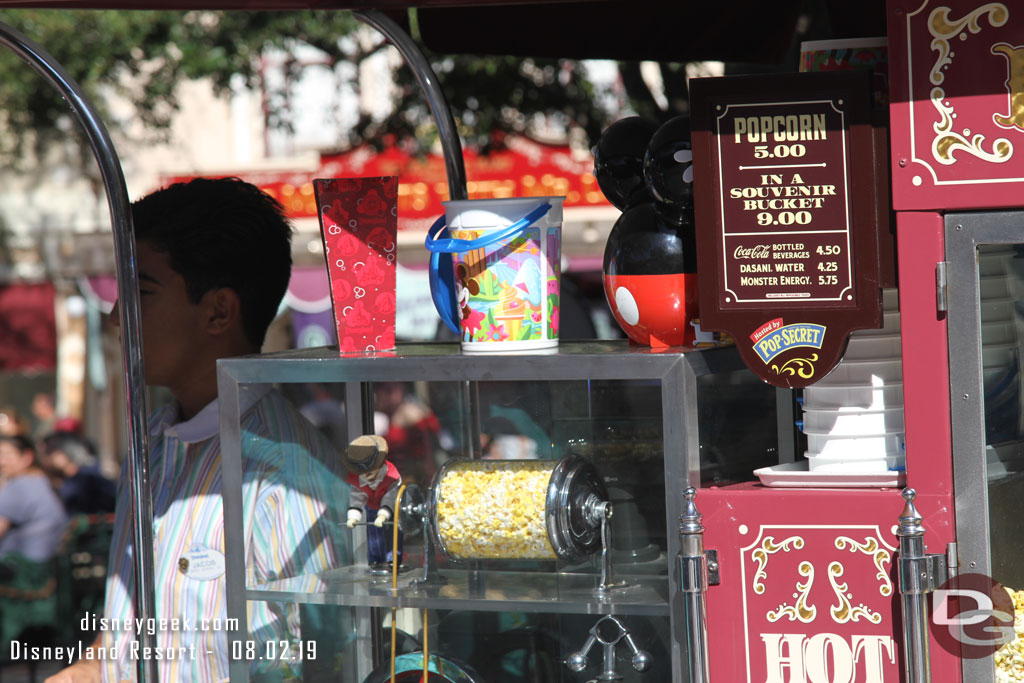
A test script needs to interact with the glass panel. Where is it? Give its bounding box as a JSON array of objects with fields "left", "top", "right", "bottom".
[
  {"left": 225, "top": 344, "right": 784, "bottom": 681},
  {"left": 376, "top": 379, "right": 666, "bottom": 571},
  {"left": 978, "top": 245, "right": 1024, "bottom": 582},
  {"left": 978, "top": 244, "right": 1024, "bottom": 682},
  {"left": 697, "top": 370, "right": 781, "bottom": 484}
]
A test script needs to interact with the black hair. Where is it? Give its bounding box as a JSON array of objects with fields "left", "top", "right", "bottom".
[
  {"left": 40, "top": 432, "right": 97, "bottom": 468},
  {"left": 130, "top": 177, "right": 293, "bottom": 349},
  {"left": 0, "top": 434, "right": 36, "bottom": 461}
]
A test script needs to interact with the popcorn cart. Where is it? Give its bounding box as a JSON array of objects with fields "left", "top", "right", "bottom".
[
  {"left": 4, "top": 0, "right": 1024, "bottom": 682},
  {"left": 683, "top": 1, "right": 1024, "bottom": 682},
  {"left": 214, "top": 1, "right": 1024, "bottom": 677}
]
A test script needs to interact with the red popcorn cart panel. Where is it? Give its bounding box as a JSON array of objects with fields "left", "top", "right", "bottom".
[
  {"left": 315, "top": 176, "right": 398, "bottom": 353},
  {"left": 889, "top": 0, "right": 1024, "bottom": 210},
  {"left": 701, "top": 485, "right": 960, "bottom": 682}
]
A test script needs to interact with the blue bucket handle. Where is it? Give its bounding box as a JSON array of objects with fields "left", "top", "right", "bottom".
[{"left": 426, "top": 203, "right": 552, "bottom": 335}]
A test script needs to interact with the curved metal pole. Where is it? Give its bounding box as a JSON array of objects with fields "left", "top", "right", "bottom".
[
  {"left": 0, "top": 21, "right": 156, "bottom": 682},
  {"left": 353, "top": 9, "right": 468, "bottom": 202},
  {"left": 354, "top": 9, "right": 481, "bottom": 460}
]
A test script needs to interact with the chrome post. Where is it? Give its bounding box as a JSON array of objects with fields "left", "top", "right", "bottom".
[
  {"left": 0, "top": 21, "right": 155, "bottom": 682},
  {"left": 896, "top": 488, "right": 941, "bottom": 683},
  {"left": 680, "top": 487, "right": 710, "bottom": 683},
  {"left": 589, "top": 497, "right": 626, "bottom": 595},
  {"left": 566, "top": 615, "right": 651, "bottom": 682}
]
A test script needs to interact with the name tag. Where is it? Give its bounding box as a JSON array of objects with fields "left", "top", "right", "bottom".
[{"left": 178, "top": 545, "right": 226, "bottom": 581}]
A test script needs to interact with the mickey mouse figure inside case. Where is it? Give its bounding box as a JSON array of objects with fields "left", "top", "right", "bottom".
[
  {"left": 597, "top": 115, "right": 709, "bottom": 348},
  {"left": 344, "top": 434, "right": 403, "bottom": 573}
]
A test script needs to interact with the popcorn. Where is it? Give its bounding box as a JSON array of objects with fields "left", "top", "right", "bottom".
[
  {"left": 996, "top": 588, "right": 1024, "bottom": 683},
  {"left": 435, "top": 460, "right": 556, "bottom": 560}
]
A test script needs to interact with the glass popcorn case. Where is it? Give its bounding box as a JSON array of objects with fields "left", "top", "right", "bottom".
[
  {"left": 216, "top": 341, "right": 784, "bottom": 682},
  {"left": 946, "top": 212, "right": 1024, "bottom": 683}
]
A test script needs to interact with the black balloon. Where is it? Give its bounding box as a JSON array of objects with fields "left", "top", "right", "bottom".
[
  {"left": 643, "top": 115, "right": 695, "bottom": 210},
  {"left": 603, "top": 201, "right": 697, "bottom": 277},
  {"left": 593, "top": 117, "right": 660, "bottom": 211}
]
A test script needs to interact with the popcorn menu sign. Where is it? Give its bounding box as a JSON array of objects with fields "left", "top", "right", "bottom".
[{"left": 690, "top": 72, "right": 883, "bottom": 388}]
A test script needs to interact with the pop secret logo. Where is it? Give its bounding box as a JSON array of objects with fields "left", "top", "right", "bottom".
[{"left": 751, "top": 321, "right": 826, "bottom": 363}]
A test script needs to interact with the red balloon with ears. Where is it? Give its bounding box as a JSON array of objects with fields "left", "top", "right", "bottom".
[{"left": 597, "top": 116, "right": 700, "bottom": 349}]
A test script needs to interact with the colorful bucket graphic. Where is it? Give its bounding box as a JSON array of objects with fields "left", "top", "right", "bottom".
[{"left": 428, "top": 197, "right": 563, "bottom": 352}]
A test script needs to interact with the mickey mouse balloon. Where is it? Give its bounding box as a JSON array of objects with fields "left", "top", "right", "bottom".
[
  {"left": 603, "top": 203, "right": 698, "bottom": 348},
  {"left": 600, "top": 115, "right": 701, "bottom": 348}
]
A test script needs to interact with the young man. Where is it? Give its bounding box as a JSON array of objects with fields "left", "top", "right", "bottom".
[{"left": 48, "top": 177, "right": 347, "bottom": 683}]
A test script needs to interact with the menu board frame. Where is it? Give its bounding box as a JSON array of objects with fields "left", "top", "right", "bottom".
[{"left": 690, "top": 71, "right": 882, "bottom": 388}]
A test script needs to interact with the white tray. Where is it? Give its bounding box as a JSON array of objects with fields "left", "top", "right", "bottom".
[{"left": 754, "top": 461, "right": 906, "bottom": 488}]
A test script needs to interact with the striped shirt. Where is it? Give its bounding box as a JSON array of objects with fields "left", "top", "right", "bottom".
[{"left": 100, "top": 385, "right": 348, "bottom": 681}]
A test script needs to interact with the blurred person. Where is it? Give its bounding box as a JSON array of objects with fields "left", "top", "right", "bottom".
[
  {"left": 38, "top": 432, "right": 116, "bottom": 516},
  {"left": 374, "top": 381, "right": 441, "bottom": 486},
  {"left": 0, "top": 434, "right": 68, "bottom": 566},
  {"left": 47, "top": 177, "right": 348, "bottom": 683},
  {"left": 31, "top": 392, "right": 58, "bottom": 441}
]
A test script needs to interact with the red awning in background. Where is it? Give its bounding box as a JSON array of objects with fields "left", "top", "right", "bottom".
[
  {"left": 163, "top": 135, "right": 609, "bottom": 231},
  {"left": 0, "top": 282, "right": 56, "bottom": 372}
]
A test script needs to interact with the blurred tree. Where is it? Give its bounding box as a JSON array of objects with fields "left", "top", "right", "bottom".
[{"left": 0, "top": 9, "right": 632, "bottom": 171}]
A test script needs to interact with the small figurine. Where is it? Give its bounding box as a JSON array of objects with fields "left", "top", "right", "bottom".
[{"left": 344, "top": 435, "right": 403, "bottom": 571}]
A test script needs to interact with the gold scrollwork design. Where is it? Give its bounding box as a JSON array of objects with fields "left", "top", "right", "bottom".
[
  {"left": 931, "top": 88, "right": 1013, "bottom": 164},
  {"left": 835, "top": 536, "right": 893, "bottom": 597},
  {"left": 827, "top": 562, "right": 882, "bottom": 624},
  {"left": 927, "top": 4, "right": 1014, "bottom": 165},
  {"left": 992, "top": 43, "right": 1024, "bottom": 132},
  {"left": 751, "top": 536, "right": 804, "bottom": 595},
  {"left": 929, "top": 4, "right": 1009, "bottom": 85},
  {"left": 771, "top": 354, "right": 818, "bottom": 379},
  {"left": 767, "top": 561, "right": 817, "bottom": 624}
]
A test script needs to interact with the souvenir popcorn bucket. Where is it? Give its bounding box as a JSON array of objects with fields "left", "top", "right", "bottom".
[{"left": 426, "top": 197, "right": 563, "bottom": 352}]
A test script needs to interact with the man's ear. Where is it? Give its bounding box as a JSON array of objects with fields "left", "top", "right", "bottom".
[{"left": 201, "top": 287, "right": 242, "bottom": 337}]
